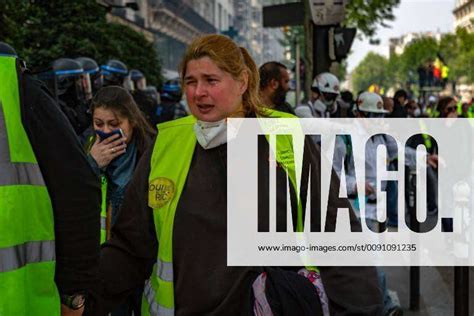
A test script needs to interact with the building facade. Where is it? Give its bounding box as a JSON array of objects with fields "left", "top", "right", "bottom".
[
  {"left": 189, "top": 0, "right": 234, "bottom": 32},
  {"left": 109, "top": 0, "right": 284, "bottom": 73},
  {"left": 389, "top": 32, "right": 443, "bottom": 57},
  {"left": 453, "top": 0, "right": 474, "bottom": 31},
  {"left": 261, "top": 28, "right": 285, "bottom": 64},
  {"left": 234, "top": 0, "right": 253, "bottom": 53},
  {"left": 249, "top": 0, "right": 264, "bottom": 66},
  {"left": 110, "top": 0, "right": 218, "bottom": 73}
]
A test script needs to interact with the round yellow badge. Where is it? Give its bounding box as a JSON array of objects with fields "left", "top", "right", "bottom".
[{"left": 148, "top": 177, "right": 175, "bottom": 209}]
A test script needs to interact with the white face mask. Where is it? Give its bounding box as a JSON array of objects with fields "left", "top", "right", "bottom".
[
  {"left": 413, "top": 108, "right": 421, "bottom": 117},
  {"left": 314, "top": 98, "right": 337, "bottom": 114},
  {"left": 313, "top": 99, "right": 327, "bottom": 113},
  {"left": 193, "top": 119, "right": 227, "bottom": 150}
]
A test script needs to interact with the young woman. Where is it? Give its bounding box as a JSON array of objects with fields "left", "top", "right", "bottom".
[
  {"left": 91, "top": 35, "right": 382, "bottom": 316},
  {"left": 86, "top": 86, "right": 154, "bottom": 316},
  {"left": 87, "top": 86, "right": 155, "bottom": 230},
  {"left": 436, "top": 96, "right": 458, "bottom": 118}
]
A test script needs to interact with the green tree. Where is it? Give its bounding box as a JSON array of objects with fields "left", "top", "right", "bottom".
[
  {"left": 279, "top": 25, "right": 306, "bottom": 61},
  {"left": 0, "top": 0, "right": 162, "bottom": 86},
  {"left": 345, "top": 0, "right": 400, "bottom": 38},
  {"left": 334, "top": 59, "right": 348, "bottom": 81},
  {"left": 351, "top": 52, "right": 388, "bottom": 92},
  {"left": 440, "top": 28, "right": 474, "bottom": 82},
  {"left": 398, "top": 37, "right": 438, "bottom": 78},
  {"left": 385, "top": 53, "right": 404, "bottom": 88},
  {"left": 352, "top": 29, "right": 474, "bottom": 93}
]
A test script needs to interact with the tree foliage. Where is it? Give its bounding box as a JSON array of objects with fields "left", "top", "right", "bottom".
[
  {"left": 0, "top": 0, "right": 162, "bottom": 86},
  {"left": 351, "top": 28, "right": 474, "bottom": 93},
  {"left": 400, "top": 37, "right": 438, "bottom": 75},
  {"left": 439, "top": 28, "right": 474, "bottom": 82},
  {"left": 345, "top": 0, "right": 400, "bottom": 38},
  {"left": 351, "top": 52, "right": 388, "bottom": 92}
]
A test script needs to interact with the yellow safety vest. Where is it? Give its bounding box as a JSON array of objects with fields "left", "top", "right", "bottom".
[
  {"left": 0, "top": 56, "right": 60, "bottom": 314},
  {"left": 142, "top": 110, "right": 305, "bottom": 315}
]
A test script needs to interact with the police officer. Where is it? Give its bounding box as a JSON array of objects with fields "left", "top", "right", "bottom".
[
  {"left": 101, "top": 59, "right": 128, "bottom": 87},
  {"left": 0, "top": 42, "right": 100, "bottom": 314},
  {"left": 153, "top": 79, "right": 187, "bottom": 125},
  {"left": 76, "top": 57, "right": 103, "bottom": 96},
  {"left": 52, "top": 58, "right": 92, "bottom": 135},
  {"left": 129, "top": 69, "right": 158, "bottom": 127},
  {"left": 143, "top": 85, "right": 160, "bottom": 105}
]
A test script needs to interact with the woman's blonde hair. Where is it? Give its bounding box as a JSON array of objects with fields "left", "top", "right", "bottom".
[{"left": 179, "top": 34, "right": 264, "bottom": 116}]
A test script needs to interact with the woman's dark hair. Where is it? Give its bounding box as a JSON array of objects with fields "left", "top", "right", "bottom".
[
  {"left": 394, "top": 89, "right": 408, "bottom": 102},
  {"left": 91, "top": 86, "right": 155, "bottom": 149},
  {"left": 436, "top": 96, "right": 455, "bottom": 117}
]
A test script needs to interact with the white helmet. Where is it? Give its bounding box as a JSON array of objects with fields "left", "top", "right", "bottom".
[
  {"left": 312, "top": 72, "right": 340, "bottom": 95},
  {"left": 357, "top": 92, "right": 388, "bottom": 113}
]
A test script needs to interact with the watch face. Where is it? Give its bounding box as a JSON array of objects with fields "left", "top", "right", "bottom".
[{"left": 72, "top": 295, "right": 86, "bottom": 309}]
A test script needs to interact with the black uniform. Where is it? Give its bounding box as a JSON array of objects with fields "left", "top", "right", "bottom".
[{"left": 20, "top": 72, "right": 101, "bottom": 298}]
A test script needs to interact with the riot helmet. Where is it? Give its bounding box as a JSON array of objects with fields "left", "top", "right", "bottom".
[
  {"left": 76, "top": 57, "right": 102, "bottom": 94},
  {"left": 101, "top": 59, "right": 128, "bottom": 87},
  {"left": 161, "top": 79, "right": 182, "bottom": 103},
  {"left": 130, "top": 69, "right": 147, "bottom": 91},
  {"left": 52, "top": 58, "right": 91, "bottom": 104},
  {"left": 144, "top": 85, "right": 160, "bottom": 104},
  {"left": 0, "top": 42, "right": 28, "bottom": 70},
  {"left": 52, "top": 58, "right": 92, "bottom": 134},
  {"left": 0, "top": 42, "right": 18, "bottom": 57}
]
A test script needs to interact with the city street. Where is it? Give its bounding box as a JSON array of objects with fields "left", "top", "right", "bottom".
[{"left": 386, "top": 266, "right": 474, "bottom": 315}]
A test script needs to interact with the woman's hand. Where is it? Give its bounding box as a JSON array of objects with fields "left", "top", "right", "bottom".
[
  {"left": 61, "top": 304, "right": 83, "bottom": 316},
  {"left": 90, "top": 133, "right": 127, "bottom": 168}
]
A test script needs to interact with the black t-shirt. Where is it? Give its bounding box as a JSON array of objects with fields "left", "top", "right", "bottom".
[{"left": 20, "top": 73, "right": 101, "bottom": 295}]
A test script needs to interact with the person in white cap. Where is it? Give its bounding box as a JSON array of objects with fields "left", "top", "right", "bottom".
[
  {"left": 295, "top": 72, "right": 340, "bottom": 118},
  {"left": 341, "top": 91, "right": 408, "bottom": 316}
]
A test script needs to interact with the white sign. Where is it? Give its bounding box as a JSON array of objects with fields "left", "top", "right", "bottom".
[
  {"left": 227, "top": 118, "right": 474, "bottom": 266},
  {"left": 309, "top": 0, "right": 348, "bottom": 25}
]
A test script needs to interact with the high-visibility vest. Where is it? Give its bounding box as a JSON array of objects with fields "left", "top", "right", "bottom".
[
  {"left": 418, "top": 120, "right": 432, "bottom": 151},
  {"left": 142, "top": 110, "right": 304, "bottom": 315},
  {"left": 0, "top": 57, "right": 60, "bottom": 314},
  {"left": 84, "top": 135, "right": 109, "bottom": 244},
  {"left": 100, "top": 176, "right": 108, "bottom": 243}
]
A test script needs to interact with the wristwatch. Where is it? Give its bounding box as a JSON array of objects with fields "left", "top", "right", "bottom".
[{"left": 60, "top": 293, "right": 86, "bottom": 310}]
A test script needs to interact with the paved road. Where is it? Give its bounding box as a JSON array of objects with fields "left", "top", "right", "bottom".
[{"left": 385, "top": 266, "right": 473, "bottom": 315}]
